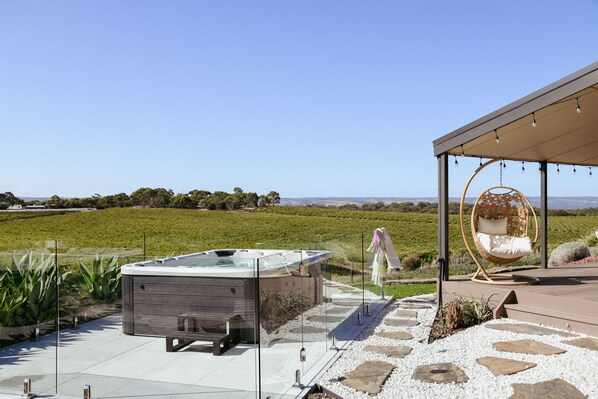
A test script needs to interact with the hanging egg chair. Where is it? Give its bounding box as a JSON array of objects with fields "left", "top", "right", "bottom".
[{"left": 460, "top": 158, "right": 539, "bottom": 285}]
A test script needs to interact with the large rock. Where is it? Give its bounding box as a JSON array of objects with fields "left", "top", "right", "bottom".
[
  {"left": 494, "top": 339, "right": 566, "bottom": 355},
  {"left": 548, "top": 242, "right": 591, "bottom": 266},
  {"left": 339, "top": 360, "right": 395, "bottom": 395},
  {"left": 412, "top": 363, "right": 468, "bottom": 384},
  {"left": 510, "top": 378, "right": 586, "bottom": 399},
  {"left": 365, "top": 345, "right": 412, "bottom": 358}
]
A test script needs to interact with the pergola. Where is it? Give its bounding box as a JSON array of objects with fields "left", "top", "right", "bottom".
[{"left": 433, "top": 61, "right": 598, "bottom": 281}]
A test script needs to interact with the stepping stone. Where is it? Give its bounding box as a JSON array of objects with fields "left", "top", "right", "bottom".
[
  {"left": 412, "top": 363, "right": 468, "bottom": 384},
  {"left": 326, "top": 307, "right": 351, "bottom": 315},
  {"left": 563, "top": 337, "right": 598, "bottom": 352},
  {"left": 365, "top": 345, "right": 412, "bottom": 358},
  {"left": 375, "top": 331, "right": 413, "bottom": 340},
  {"left": 307, "top": 315, "right": 345, "bottom": 323},
  {"left": 394, "top": 309, "right": 417, "bottom": 318},
  {"left": 476, "top": 356, "right": 536, "bottom": 376},
  {"left": 407, "top": 294, "right": 436, "bottom": 302},
  {"left": 339, "top": 360, "right": 395, "bottom": 395},
  {"left": 486, "top": 323, "right": 576, "bottom": 337},
  {"left": 269, "top": 337, "right": 302, "bottom": 345},
  {"left": 385, "top": 318, "right": 419, "bottom": 327},
  {"left": 333, "top": 301, "right": 362, "bottom": 307},
  {"left": 510, "top": 378, "right": 586, "bottom": 399},
  {"left": 399, "top": 303, "right": 433, "bottom": 309},
  {"left": 494, "top": 339, "right": 566, "bottom": 355},
  {"left": 289, "top": 326, "right": 327, "bottom": 334}
]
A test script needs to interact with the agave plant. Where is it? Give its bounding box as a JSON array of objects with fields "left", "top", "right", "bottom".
[
  {"left": 0, "top": 288, "right": 26, "bottom": 328},
  {"left": 1, "top": 252, "right": 66, "bottom": 327},
  {"left": 72, "top": 255, "right": 121, "bottom": 304}
]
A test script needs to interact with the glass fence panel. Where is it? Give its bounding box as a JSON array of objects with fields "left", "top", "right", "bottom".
[
  {"left": 251, "top": 233, "right": 383, "bottom": 398},
  {"left": 0, "top": 250, "right": 58, "bottom": 396},
  {"left": 256, "top": 248, "right": 329, "bottom": 398},
  {"left": 55, "top": 250, "right": 259, "bottom": 398},
  {"left": 57, "top": 253, "right": 133, "bottom": 398}
]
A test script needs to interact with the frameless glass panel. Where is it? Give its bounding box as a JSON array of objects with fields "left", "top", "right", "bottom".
[
  {"left": 0, "top": 250, "right": 58, "bottom": 397},
  {"left": 57, "top": 253, "right": 128, "bottom": 397},
  {"left": 57, "top": 248, "right": 259, "bottom": 398},
  {"left": 256, "top": 247, "right": 330, "bottom": 398}
]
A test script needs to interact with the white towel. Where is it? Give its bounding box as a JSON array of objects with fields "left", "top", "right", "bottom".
[{"left": 367, "top": 227, "right": 402, "bottom": 286}]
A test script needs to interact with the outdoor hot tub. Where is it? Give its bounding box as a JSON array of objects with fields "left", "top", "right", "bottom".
[{"left": 121, "top": 249, "right": 330, "bottom": 342}]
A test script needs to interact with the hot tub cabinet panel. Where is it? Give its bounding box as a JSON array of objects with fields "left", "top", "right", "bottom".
[
  {"left": 121, "top": 249, "right": 329, "bottom": 343},
  {"left": 123, "top": 275, "right": 257, "bottom": 341}
]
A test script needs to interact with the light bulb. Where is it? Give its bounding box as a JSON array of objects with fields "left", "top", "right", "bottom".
[
  {"left": 521, "top": 162, "right": 525, "bottom": 173},
  {"left": 576, "top": 97, "right": 581, "bottom": 113},
  {"left": 494, "top": 130, "right": 500, "bottom": 143},
  {"left": 532, "top": 113, "right": 537, "bottom": 127},
  {"left": 557, "top": 164, "right": 560, "bottom": 174}
]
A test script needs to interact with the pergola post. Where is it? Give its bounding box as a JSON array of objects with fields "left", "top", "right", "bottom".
[
  {"left": 438, "top": 153, "right": 449, "bottom": 281},
  {"left": 540, "top": 161, "right": 548, "bottom": 268}
]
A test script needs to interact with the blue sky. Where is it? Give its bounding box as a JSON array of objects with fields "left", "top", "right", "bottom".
[{"left": 1, "top": 1, "right": 597, "bottom": 199}]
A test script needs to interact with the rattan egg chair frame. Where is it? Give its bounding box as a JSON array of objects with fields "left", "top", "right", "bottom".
[{"left": 460, "top": 158, "right": 539, "bottom": 285}]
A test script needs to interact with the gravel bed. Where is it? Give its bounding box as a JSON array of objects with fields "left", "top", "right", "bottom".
[{"left": 317, "top": 295, "right": 598, "bottom": 398}]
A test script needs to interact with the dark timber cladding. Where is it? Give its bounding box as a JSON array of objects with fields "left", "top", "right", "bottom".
[
  {"left": 433, "top": 61, "right": 598, "bottom": 279},
  {"left": 121, "top": 267, "right": 323, "bottom": 343}
]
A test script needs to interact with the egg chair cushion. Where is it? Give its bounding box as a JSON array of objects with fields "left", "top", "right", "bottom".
[
  {"left": 476, "top": 232, "right": 533, "bottom": 259},
  {"left": 477, "top": 217, "right": 508, "bottom": 235}
]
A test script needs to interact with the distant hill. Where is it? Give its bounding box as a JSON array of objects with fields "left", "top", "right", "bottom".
[{"left": 281, "top": 197, "right": 598, "bottom": 210}]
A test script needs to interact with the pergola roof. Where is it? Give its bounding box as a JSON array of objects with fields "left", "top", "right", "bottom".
[{"left": 433, "top": 62, "right": 598, "bottom": 166}]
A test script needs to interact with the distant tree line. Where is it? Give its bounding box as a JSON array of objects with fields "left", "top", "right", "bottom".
[
  {"left": 308, "top": 201, "right": 598, "bottom": 216},
  {"left": 308, "top": 201, "right": 474, "bottom": 215},
  {"left": 0, "top": 188, "right": 281, "bottom": 211}
]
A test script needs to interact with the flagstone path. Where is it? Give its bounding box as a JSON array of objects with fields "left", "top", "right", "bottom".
[{"left": 320, "top": 292, "right": 594, "bottom": 398}]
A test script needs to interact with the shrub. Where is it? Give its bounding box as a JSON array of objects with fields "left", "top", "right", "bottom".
[
  {"left": 548, "top": 242, "right": 591, "bottom": 267},
  {"left": 401, "top": 253, "right": 421, "bottom": 271},
  {"left": 73, "top": 255, "right": 121, "bottom": 304},
  {"left": 0, "top": 252, "right": 69, "bottom": 327},
  {"left": 442, "top": 296, "right": 493, "bottom": 331},
  {"left": 444, "top": 302, "right": 462, "bottom": 329}
]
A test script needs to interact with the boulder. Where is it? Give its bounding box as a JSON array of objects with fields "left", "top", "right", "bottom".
[{"left": 548, "top": 242, "right": 590, "bottom": 266}]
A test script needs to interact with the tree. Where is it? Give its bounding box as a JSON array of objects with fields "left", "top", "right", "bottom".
[
  {"left": 170, "top": 194, "right": 197, "bottom": 209},
  {"left": 130, "top": 187, "right": 173, "bottom": 208},
  {"left": 0, "top": 192, "right": 24, "bottom": 209}
]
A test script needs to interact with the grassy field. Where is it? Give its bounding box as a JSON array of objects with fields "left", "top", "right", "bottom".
[{"left": 1, "top": 207, "right": 597, "bottom": 261}]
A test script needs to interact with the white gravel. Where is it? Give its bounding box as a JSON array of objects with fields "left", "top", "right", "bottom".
[{"left": 317, "top": 295, "right": 598, "bottom": 399}]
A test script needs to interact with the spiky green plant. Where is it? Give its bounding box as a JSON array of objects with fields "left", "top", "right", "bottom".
[
  {"left": 0, "top": 252, "right": 66, "bottom": 327},
  {"left": 0, "top": 288, "right": 26, "bottom": 328},
  {"left": 72, "top": 255, "right": 121, "bottom": 304}
]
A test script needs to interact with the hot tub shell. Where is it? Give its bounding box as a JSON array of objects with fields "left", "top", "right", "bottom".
[{"left": 121, "top": 249, "right": 330, "bottom": 343}]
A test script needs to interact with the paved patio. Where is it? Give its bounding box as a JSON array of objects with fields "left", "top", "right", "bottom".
[{"left": 0, "top": 282, "right": 387, "bottom": 399}]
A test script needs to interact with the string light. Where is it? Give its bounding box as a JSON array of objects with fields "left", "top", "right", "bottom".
[
  {"left": 461, "top": 145, "right": 465, "bottom": 156},
  {"left": 479, "top": 157, "right": 483, "bottom": 167},
  {"left": 494, "top": 130, "right": 500, "bottom": 143},
  {"left": 521, "top": 162, "right": 525, "bottom": 173},
  {"left": 573, "top": 164, "right": 577, "bottom": 174},
  {"left": 590, "top": 167, "right": 592, "bottom": 177},
  {"left": 532, "top": 112, "right": 537, "bottom": 127},
  {"left": 556, "top": 164, "right": 560, "bottom": 174},
  {"left": 454, "top": 155, "right": 458, "bottom": 166},
  {"left": 502, "top": 159, "right": 507, "bottom": 169},
  {"left": 576, "top": 97, "right": 581, "bottom": 113}
]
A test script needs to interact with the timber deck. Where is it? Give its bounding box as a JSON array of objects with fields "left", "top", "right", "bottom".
[{"left": 442, "top": 262, "right": 598, "bottom": 336}]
